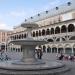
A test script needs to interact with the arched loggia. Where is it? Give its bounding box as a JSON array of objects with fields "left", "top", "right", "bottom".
[
  {"left": 47, "top": 46, "right": 51, "bottom": 53},
  {"left": 65, "top": 44, "right": 72, "bottom": 54},
  {"left": 51, "top": 28, "right": 54, "bottom": 34},
  {"left": 61, "top": 25, "right": 67, "bottom": 33},
  {"left": 68, "top": 24, "right": 74, "bottom": 32},
  {"left": 21, "top": 34, "right": 24, "bottom": 39},
  {"left": 36, "top": 31, "right": 38, "bottom": 37},
  {"left": 55, "top": 26, "right": 60, "bottom": 34},
  {"left": 19, "top": 34, "right": 21, "bottom": 39},
  {"left": 24, "top": 33, "right": 26, "bottom": 38},
  {"left": 52, "top": 47, "right": 57, "bottom": 53},
  {"left": 46, "top": 29, "right": 50, "bottom": 35},
  {"left": 42, "top": 29, "right": 45, "bottom": 36},
  {"left": 16, "top": 35, "right": 19, "bottom": 39},
  {"left": 14, "top": 35, "right": 17, "bottom": 40},
  {"left": 39, "top": 30, "right": 41, "bottom": 36},
  {"left": 58, "top": 48, "right": 63, "bottom": 53},
  {"left": 32, "top": 31, "right": 36, "bottom": 37},
  {"left": 65, "top": 47, "right": 72, "bottom": 54}
]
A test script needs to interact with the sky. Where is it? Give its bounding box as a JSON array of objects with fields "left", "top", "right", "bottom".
[{"left": 0, "top": 0, "right": 71, "bottom": 30}]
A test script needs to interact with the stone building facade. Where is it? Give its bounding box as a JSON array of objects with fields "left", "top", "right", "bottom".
[
  {"left": 0, "top": 30, "right": 11, "bottom": 52},
  {"left": 9, "top": 0, "right": 75, "bottom": 55}
]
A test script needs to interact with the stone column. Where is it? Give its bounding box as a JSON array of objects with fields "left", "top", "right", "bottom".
[
  {"left": 72, "top": 47, "right": 74, "bottom": 54},
  {"left": 22, "top": 45, "right": 36, "bottom": 63},
  {"left": 64, "top": 47, "right": 65, "bottom": 54}
]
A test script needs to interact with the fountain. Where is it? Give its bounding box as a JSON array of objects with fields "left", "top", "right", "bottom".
[{"left": 0, "top": 22, "right": 70, "bottom": 75}]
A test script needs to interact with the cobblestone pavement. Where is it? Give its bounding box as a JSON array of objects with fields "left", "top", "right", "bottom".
[
  {"left": 61, "top": 61, "right": 75, "bottom": 75},
  {"left": 42, "top": 53, "right": 75, "bottom": 75},
  {"left": 0, "top": 53, "right": 75, "bottom": 75}
]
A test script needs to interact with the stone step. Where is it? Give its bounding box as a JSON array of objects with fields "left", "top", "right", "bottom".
[{"left": 0, "top": 65, "right": 70, "bottom": 75}]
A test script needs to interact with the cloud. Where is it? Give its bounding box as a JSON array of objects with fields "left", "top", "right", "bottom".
[{"left": 0, "top": 22, "right": 13, "bottom": 30}]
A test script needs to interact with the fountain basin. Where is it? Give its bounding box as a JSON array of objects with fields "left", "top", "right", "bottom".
[
  {"left": 0, "top": 60, "right": 70, "bottom": 75},
  {"left": 10, "top": 39, "right": 47, "bottom": 45}
]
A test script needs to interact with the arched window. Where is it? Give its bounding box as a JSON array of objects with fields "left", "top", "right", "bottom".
[
  {"left": 39, "top": 30, "right": 41, "bottom": 36},
  {"left": 32, "top": 32, "right": 35, "bottom": 37},
  {"left": 16, "top": 35, "right": 19, "bottom": 39},
  {"left": 42, "top": 29, "right": 45, "bottom": 36},
  {"left": 46, "top": 29, "right": 50, "bottom": 35},
  {"left": 19, "top": 34, "right": 21, "bottom": 39},
  {"left": 14, "top": 35, "right": 17, "bottom": 40},
  {"left": 55, "top": 26, "right": 60, "bottom": 34},
  {"left": 36, "top": 31, "right": 38, "bottom": 37},
  {"left": 61, "top": 25, "right": 67, "bottom": 33},
  {"left": 21, "top": 34, "right": 24, "bottom": 39},
  {"left": 68, "top": 24, "right": 74, "bottom": 32},
  {"left": 24, "top": 33, "right": 26, "bottom": 38},
  {"left": 51, "top": 28, "right": 54, "bottom": 34}
]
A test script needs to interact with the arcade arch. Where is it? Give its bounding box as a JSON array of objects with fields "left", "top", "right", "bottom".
[
  {"left": 68, "top": 24, "right": 74, "bottom": 32},
  {"left": 42, "top": 29, "right": 45, "bottom": 36},
  {"left": 46, "top": 29, "right": 50, "bottom": 35},
  {"left": 47, "top": 46, "right": 51, "bottom": 53},
  {"left": 51, "top": 28, "right": 54, "bottom": 34},
  {"left": 55, "top": 26, "right": 60, "bottom": 34},
  {"left": 61, "top": 25, "right": 67, "bottom": 33},
  {"left": 65, "top": 44, "right": 72, "bottom": 54}
]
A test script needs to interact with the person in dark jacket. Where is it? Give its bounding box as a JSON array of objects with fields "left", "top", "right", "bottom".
[{"left": 36, "top": 48, "right": 43, "bottom": 59}]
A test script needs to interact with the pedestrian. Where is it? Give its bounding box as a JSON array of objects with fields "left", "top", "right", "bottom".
[
  {"left": 39, "top": 49, "right": 43, "bottom": 59},
  {"left": 36, "top": 48, "right": 43, "bottom": 59},
  {"left": 59, "top": 53, "right": 64, "bottom": 60}
]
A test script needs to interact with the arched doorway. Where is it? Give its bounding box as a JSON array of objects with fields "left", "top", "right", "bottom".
[
  {"left": 58, "top": 48, "right": 63, "bottom": 53},
  {"left": 65, "top": 48, "right": 72, "bottom": 54},
  {"left": 58, "top": 44, "right": 63, "bottom": 53},
  {"left": 47, "top": 46, "right": 51, "bottom": 53},
  {"left": 52, "top": 47, "right": 57, "bottom": 53},
  {"left": 65, "top": 44, "right": 72, "bottom": 54}
]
